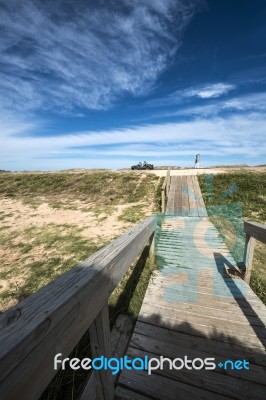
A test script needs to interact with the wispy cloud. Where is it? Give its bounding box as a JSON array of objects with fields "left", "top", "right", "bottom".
[
  {"left": 185, "top": 83, "right": 236, "bottom": 98},
  {"left": 1, "top": 111, "right": 265, "bottom": 170},
  {"left": 143, "top": 91, "right": 266, "bottom": 121},
  {"left": 0, "top": 0, "right": 203, "bottom": 114},
  {"left": 146, "top": 82, "right": 236, "bottom": 107}
]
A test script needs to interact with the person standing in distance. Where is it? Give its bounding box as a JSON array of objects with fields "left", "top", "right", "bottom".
[{"left": 195, "top": 154, "right": 200, "bottom": 169}]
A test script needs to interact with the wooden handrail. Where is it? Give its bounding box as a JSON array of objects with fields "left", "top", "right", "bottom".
[
  {"left": 161, "top": 168, "right": 171, "bottom": 212},
  {"left": 0, "top": 217, "right": 156, "bottom": 400},
  {"left": 243, "top": 221, "right": 266, "bottom": 284},
  {"left": 244, "top": 221, "right": 266, "bottom": 244}
]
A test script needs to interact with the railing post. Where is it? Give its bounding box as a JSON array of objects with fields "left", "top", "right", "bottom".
[
  {"left": 149, "top": 232, "right": 155, "bottom": 258},
  {"left": 166, "top": 168, "right": 171, "bottom": 197},
  {"left": 161, "top": 189, "right": 165, "bottom": 213},
  {"left": 89, "top": 303, "right": 114, "bottom": 400},
  {"left": 244, "top": 234, "right": 255, "bottom": 284}
]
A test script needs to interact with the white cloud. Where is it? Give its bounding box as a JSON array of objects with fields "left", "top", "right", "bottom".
[
  {"left": 185, "top": 83, "right": 236, "bottom": 99},
  {"left": 146, "top": 82, "right": 236, "bottom": 107},
  {"left": 0, "top": 0, "right": 203, "bottom": 114},
  {"left": 1, "top": 112, "right": 265, "bottom": 170},
  {"left": 223, "top": 92, "right": 266, "bottom": 111},
  {"left": 145, "top": 91, "right": 266, "bottom": 121}
]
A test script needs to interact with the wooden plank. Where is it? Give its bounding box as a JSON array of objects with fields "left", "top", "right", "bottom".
[
  {"left": 165, "top": 177, "right": 176, "bottom": 214},
  {"left": 0, "top": 217, "right": 155, "bottom": 400},
  {"left": 115, "top": 386, "right": 152, "bottom": 400},
  {"left": 144, "top": 286, "right": 266, "bottom": 319},
  {"left": 129, "top": 332, "right": 266, "bottom": 384},
  {"left": 146, "top": 283, "right": 262, "bottom": 306},
  {"left": 244, "top": 221, "right": 266, "bottom": 244},
  {"left": 149, "top": 233, "right": 155, "bottom": 258},
  {"left": 137, "top": 311, "right": 265, "bottom": 349},
  {"left": 126, "top": 347, "right": 266, "bottom": 400},
  {"left": 173, "top": 176, "right": 182, "bottom": 216},
  {"left": 244, "top": 234, "right": 255, "bottom": 284},
  {"left": 141, "top": 297, "right": 265, "bottom": 326},
  {"left": 119, "top": 368, "right": 232, "bottom": 400},
  {"left": 148, "top": 272, "right": 254, "bottom": 291},
  {"left": 146, "top": 276, "right": 256, "bottom": 296},
  {"left": 187, "top": 175, "right": 199, "bottom": 217},
  {"left": 145, "top": 277, "right": 265, "bottom": 307},
  {"left": 89, "top": 303, "right": 114, "bottom": 400},
  {"left": 134, "top": 321, "right": 266, "bottom": 367},
  {"left": 138, "top": 302, "right": 266, "bottom": 342},
  {"left": 191, "top": 176, "right": 208, "bottom": 217},
  {"left": 157, "top": 237, "right": 228, "bottom": 245},
  {"left": 180, "top": 176, "right": 189, "bottom": 216}
]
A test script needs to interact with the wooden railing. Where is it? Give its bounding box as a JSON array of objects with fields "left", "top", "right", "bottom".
[
  {"left": 0, "top": 217, "right": 156, "bottom": 400},
  {"left": 244, "top": 220, "right": 266, "bottom": 284},
  {"left": 161, "top": 168, "right": 171, "bottom": 213}
]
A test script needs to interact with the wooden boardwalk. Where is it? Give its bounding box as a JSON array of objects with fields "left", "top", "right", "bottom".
[
  {"left": 116, "top": 176, "right": 266, "bottom": 400},
  {"left": 166, "top": 175, "right": 207, "bottom": 217}
]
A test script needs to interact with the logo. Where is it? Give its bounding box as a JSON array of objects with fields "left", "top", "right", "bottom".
[{"left": 54, "top": 354, "right": 250, "bottom": 374}]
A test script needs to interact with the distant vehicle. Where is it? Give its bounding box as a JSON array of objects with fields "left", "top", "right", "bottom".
[{"left": 131, "top": 161, "right": 154, "bottom": 170}]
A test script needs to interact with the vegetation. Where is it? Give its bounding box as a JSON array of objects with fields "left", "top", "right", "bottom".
[
  {"left": 0, "top": 171, "right": 158, "bottom": 207},
  {"left": 0, "top": 170, "right": 162, "bottom": 399},
  {"left": 0, "top": 224, "right": 106, "bottom": 308},
  {"left": 0, "top": 171, "right": 161, "bottom": 310},
  {"left": 118, "top": 204, "right": 147, "bottom": 223},
  {"left": 198, "top": 172, "right": 266, "bottom": 304}
]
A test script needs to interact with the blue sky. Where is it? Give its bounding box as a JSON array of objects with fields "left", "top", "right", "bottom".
[{"left": 0, "top": 0, "right": 266, "bottom": 170}]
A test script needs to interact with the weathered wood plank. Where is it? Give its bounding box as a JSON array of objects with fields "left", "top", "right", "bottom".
[
  {"left": 119, "top": 368, "right": 232, "bottom": 400},
  {"left": 145, "top": 281, "right": 265, "bottom": 307},
  {"left": 134, "top": 321, "right": 266, "bottom": 367},
  {"left": 127, "top": 347, "right": 266, "bottom": 400},
  {"left": 146, "top": 273, "right": 256, "bottom": 294},
  {"left": 244, "top": 221, "right": 266, "bottom": 244},
  {"left": 173, "top": 176, "right": 182, "bottom": 216},
  {"left": 89, "top": 303, "right": 114, "bottom": 400},
  {"left": 167, "top": 175, "right": 198, "bottom": 216},
  {"left": 165, "top": 176, "right": 177, "bottom": 214},
  {"left": 115, "top": 386, "right": 153, "bottom": 400},
  {"left": 180, "top": 176, "right": 189, "bottom": 216},
  {"left": 244, "top": 233, "right": 255, "bottom": 284},
  {"left": 130, "top": 332, "right": 266, "bottom": 384},
  {"left": 137, "top": 311, "right": 265, "bottom": 349},
  {"left": 141, "top": 297, "right": 266, "bottom": 326},
  {"left": 187, "top": 175, "right": 199, "bottom": 217},
  {"left": 192, "top": 175, "right": 208, "bottom": 217},
  {"left": 138, "top": 303, "right": 266, "bottom": 344}
]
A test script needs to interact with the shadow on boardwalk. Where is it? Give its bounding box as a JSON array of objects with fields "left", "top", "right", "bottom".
[
  {"left": 116, "top": 306, "right": 266, "bottom": 400},
  {"left": 214, "top": 252, "right": 266, "bottom": 351}
]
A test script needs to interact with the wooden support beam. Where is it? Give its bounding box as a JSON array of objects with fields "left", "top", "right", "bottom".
[
  {"left": 244, "top": 234, "right": 255, "bottom": 284},
  {"left": 161, "top": 168, "right": 171, "bottom": 213},
  {"left": 149, "top": 232, "right": 155, "bottom": 259},
  {"left": 161, "top": 189, "right": 165, "bottom": 213},
  {"left": 243, "top": 221, "right": 266, "bottom": 284},
  {"left": 89, "top": 303, "right": 114, "bottom": 400},
  {"left": 80, "top": 315, "right": 133, "bottom": 400}
]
